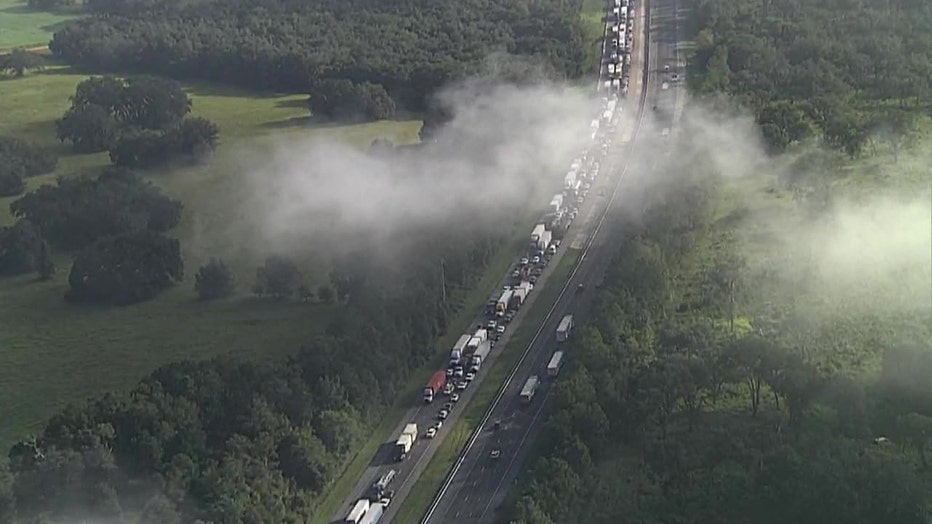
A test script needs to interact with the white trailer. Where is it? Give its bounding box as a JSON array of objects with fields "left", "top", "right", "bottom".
[
  {"left": 346, "top": 499, "right": 370, "bottom": 524},
  {"left": 359, "top": 502, "right": 383, "bottom": 524},
  {"left": 470, "top": 340, "right": 491, "bottom": 370},
  {"left": 547, "top": 350, "right": 565, "bottom": 377},
  {"left": 556, "top": 314, "right": 574, "bottom": 342},
  {"left": 496, "top": 291, "right": 513, "bottom": 315},
  {"left": 530, "top": 223, "right": 546, "bottom": 243},
  {"left": 473, "top": 328, "right": 489, "bottom": 342},
  {"left": 466, "top": 336, "right": 481, "bottom": 354},
  {"left": 520, "top": 376, "right": 540, "bottom": 404},
  {"left": 564, "top": 171, "right": 577, "bottom": 189},
  {"left": 453, "top": 334, "right": 471, "bottom": 353},
  {"left": 538, "top": 230, "right": 552, "bottom": 252}
]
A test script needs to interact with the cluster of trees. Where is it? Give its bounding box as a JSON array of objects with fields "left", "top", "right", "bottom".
[
  {"left": 3, "top": 167, "right": 184, "bottom": 302},
  {"left": 690, "top": 0, "right": 931, "bottom": 156},
  {"left": 56, "top": 76, "right": 219, "bottom": 167},
  {"left": 0, "top": 49, "right": 45, "bottom": 78},
  {"left": 506, "top": 151, "right": 932, "bottom": 523},
  {"left": 308, "top": 79, "right": 396, "bottom": 122},
  {"left": 0, "top": 137, "right": 57, "bottom": 197},
  {"left": 2, "top": 142, "right": 521, "bottom": 520},
  {"left": 45, "top": 0, "right": 586, "bottom": 111}
]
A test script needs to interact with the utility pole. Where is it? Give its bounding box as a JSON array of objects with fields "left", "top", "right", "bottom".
[{"left": 440, "top": 258, "right": 447, "bottom": 305}]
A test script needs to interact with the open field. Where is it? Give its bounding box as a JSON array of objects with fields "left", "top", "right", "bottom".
[
  {"left": 0, "top": 65, "right": 423, "bottom": 450},
  {"left": 0, "top": 0, "right": 80, "bottom": 50},
  {"left": 392, "top": 247, "right": 581, "bottom": 524}
]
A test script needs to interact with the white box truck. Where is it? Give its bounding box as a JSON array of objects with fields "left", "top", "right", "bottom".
[
  {"left": 556, "top": 314, "right": 574, "bottom": 342},
  {"left": 547, "top": 350, "right": 565, "bottom": 377},
  {"left": 345, "top": 499, "right": 370, "bottom": 524},
  {"left": 520, "top": 376, "right": 540, "bottom": 404}
]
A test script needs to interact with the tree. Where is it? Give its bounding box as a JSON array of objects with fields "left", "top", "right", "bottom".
[
  {"left": 254, "top": 255, "right": 301, "bottom": 298},
  {"left": 174, "top": 117, "right": 219, "bottom": 157},
  {"left": 194, "top": 258, "right": 235, "bottom": 301},
  {"left": 66, "top": 231, "right": 183, "bottom": 305},
  {"left": 10, "top": 167, "right": 182, "bottom": 250},
  {"left": 56, "top": 104, "right": 120, "bottom": 153},
  {"left": 120, "top": 76, "right": 191, "bottom": 130},
  {"left": 0, "top": 137, "right": 58, "bottom": 196},
  {"left": 0, "top": 220, "right": 51, "bottom": 277},
  {"left": 0, "top": 49, "right": 45, "bottom": 77},
  {"left": 108, "top": 129, "right": 170, "bottom": 167},
  {"left": 308, "top": 79, "right": 395, "bottom": 121}
]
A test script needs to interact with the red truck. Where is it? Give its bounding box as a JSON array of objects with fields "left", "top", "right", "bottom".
[{"left": 423, "top": 370, "right": 447, "bottom": 403}]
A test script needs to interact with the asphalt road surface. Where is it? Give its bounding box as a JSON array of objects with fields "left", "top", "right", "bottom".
[
  {"left": 419, "top": 0, "right": 689, "bottom": 521},
  {"left": 330, "top": 18, "right": 640, "bottom": 524}
]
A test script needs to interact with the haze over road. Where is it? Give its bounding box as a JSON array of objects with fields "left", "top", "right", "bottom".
[{"left": 420, "top": 0, "right": 688, "bottom": 521}]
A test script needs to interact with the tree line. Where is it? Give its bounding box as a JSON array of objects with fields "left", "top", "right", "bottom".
[
  {"left": 0, "top": 142, "right": 525, "bottom": 521},
  {"left": 43, "top": 0, "right": 586, "bottom": 112},
  {"left": 504, "top": 146, "right": 932, "bottom": 522},
  {"left": 689, "top": 0, "right": 932, "bottom": 157}
]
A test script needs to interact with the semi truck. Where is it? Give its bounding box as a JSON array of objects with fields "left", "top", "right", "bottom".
[
  {"left": 496, "top": 290, "right": 513, "bottom": 315},
  {"left": 423, "top": 370, "right": 446, "bottom": 403},
  {"left": 530, "top": 223, "right": 546, "bottom": 244},
  {"left": 359, "top": 502, "right": 383, "bottom": 524},
  {"left": 470, "top": 340, "right": 491, "bottom": 371},
  {"left": 550, "top": 193, "right": 564, "bottom": 212},
  {"left": 366, "top": 469, "right": 396, "bottom": 501},
  {"left": 537, "top": 230, "right": 552, "bottom": 252},
  {"left": 520, "top": 376, "right": 540, "bottom": 404},
  {"left": 511, "top": 287, "right": 527, "bottom": 308},
  {"left": 394, "top": 423, "right": 418, "bottom": 461},
  {"left": 564, "top": 171, "right": 577, "bottom": 190},
  {"left": 556, "top": 314, "right": 574, "bottom": 342},
  {"left": 547, "top": 351, "right": 565, "bottom": 377},
  {"left": 345, "top": 499, "right": 369, "bottom": 524},
  {"left": 473, "top": 328, "right": 489, "bottom": 342}
]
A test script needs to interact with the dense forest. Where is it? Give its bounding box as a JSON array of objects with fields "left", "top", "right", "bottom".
[
  {"left": 505, "top": 0, "right": 932, "bottom": 522},
  {"left": 691, "top": 0, "right": 932, "bottom": 155},
  {"left": 44, "top": 0, "right": 587, "bottom": 109}
]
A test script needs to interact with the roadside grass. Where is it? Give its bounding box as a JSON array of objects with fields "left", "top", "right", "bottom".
[
  {"left": 392, "top": 247, "right": 582, "bottom": 524},
  {"left": 0, "top": 0, "right": 80, "bottom": 50},
  {"left": 580, "top": 0, "right": 607, "bottom": 74},
  {"left": 0, "top": 65, "right": 422, "bottom": 450}
]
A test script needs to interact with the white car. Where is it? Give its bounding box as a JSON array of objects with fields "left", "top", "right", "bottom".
[
  {"left": 438, "top": 409, "right": 449, "bottom": 420},
  {"left": 426, "top": 427, "right": 437, "bottom": 439},
  {"left": 465, "top": 372, "right": 476, "bottom": 382},
  {"left": 434, "top": 420, "right": 444, "bottom": 431},
  {"left": 495, "top": 324, "right": 506, "bottom": 334},
  {"left": 532, "top": 255, "right": 541, "bottom": 264},
  {"left": 451, "top": 393, "right": 460, "bottom": 403},
  {"left": 519, "top": 257, "right": 529, "bottom": 265}
]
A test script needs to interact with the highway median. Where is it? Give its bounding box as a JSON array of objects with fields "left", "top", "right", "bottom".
[{"left": 392, "top": 246, "right": 582, "bottom": 523}]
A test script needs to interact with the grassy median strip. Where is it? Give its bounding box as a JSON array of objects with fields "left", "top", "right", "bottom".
[{"left": 392, "top": 247, "right": 582, "bottom": 523}]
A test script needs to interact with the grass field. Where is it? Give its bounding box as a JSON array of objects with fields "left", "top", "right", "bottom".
[
  {"left": 0, "top": 0, "right": 80, "bottom": 50},
  {"left": 392, "top": 246, "right": 582, "bottom": 523},
  {"left": 0, "top": 65, "right": 423, "bottom": 450}
]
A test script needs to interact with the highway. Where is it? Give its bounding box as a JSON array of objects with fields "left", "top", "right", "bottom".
[
  {"left": 329, "top": 12, "right": 637, "bottom": 524},
  {"left": 418, "top": 0, "right": 689, "bottom": 521}
]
